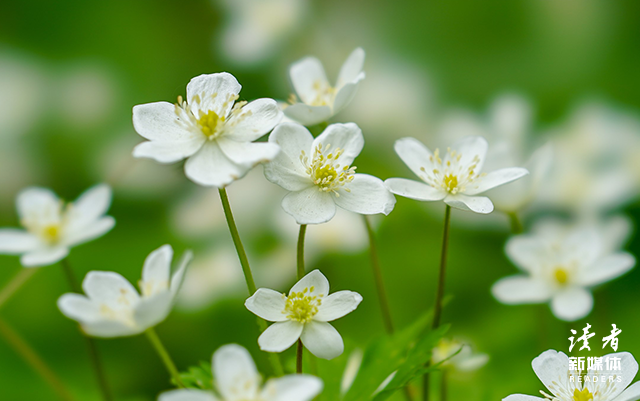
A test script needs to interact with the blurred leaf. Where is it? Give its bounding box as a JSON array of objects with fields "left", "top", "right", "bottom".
[{"left": 174, "top": 360, "right": 213, "bottom": 390}]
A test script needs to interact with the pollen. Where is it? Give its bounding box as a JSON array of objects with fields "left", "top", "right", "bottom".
[
  {"left": 572, "top": 388, "right": 594, "bottom": 401},
  {"left": 443, "top": 174, "right": 459, "bottom": 193},
  {"left": 421, "top": 147, "right": 482, "bottom": 194},
  {"left": 309, "top": 80, "right": 336, "bottom": 106},
  {"left": 197, "top": 110, "right": 220, "bottom": 138},
  {"left": 300, "top": 143, "right": 356, "bottom": 196},
  {"left": 283, "top": 288, "right": 323, "bottom": 323},
  {"left": 41, "top": 224, "right": 61, "bottom": 244},
  {"left": 554, "top": 268, "right": 569, "bottom": 285}
]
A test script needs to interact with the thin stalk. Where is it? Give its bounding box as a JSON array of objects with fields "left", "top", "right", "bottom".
[
  {"left": 145, "top": 328, "right": 185, "bottom": 388},
  {"left": 297, "top": 225, "right": 307, "bottom": 280},
  {"left": 424, "top": 205, "right": 452, "bottom": 401},
  {"left": 218, "top": 188, "right": 284, "bottom": 376},
  {"left": 60, "top": 259, "right": 112, "bottom": 401},
  {"left": 363, "top": 216, "right": 394, "bottom": 334},
  {"left": 508, "top": 212, "right": 524, "bottom": 234},
  {"left": 441, "top": 370, "right": 447, "bottom": 401},
  {"left": 0, "top": 267, "right": 38, "bottom": 310},
  {"left": 296, "top": 339, "right": 303, "bottom": 374},
  {"left": 0, "top": 317, "right": 75, "bottom": 401}
]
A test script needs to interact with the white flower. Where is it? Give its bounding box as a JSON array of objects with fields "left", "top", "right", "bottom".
[
  {"left": 57, "top": 245, "right": 192, "bottom": 337},
  {"left": 0, "top": 184, "right": 115, "bottom": 267},
  {"left": 264, "top": 122, "right": 396, "bottom": 224},
  {"left": 159, "top": 344, "right": 322, "bottom": 401},
  {"left": 503, "top": 349, "right": 640, "bottom": 401},
  {"left": 492, "top": 222, "right": 635, "bottom": 321},
  {"left": 385, "top": 136, "right": 529, "bottom": 214},
  {"left": 283, "top": 48, "right": 365, "bottom": 126},
  {"left": 132, "top": 72, "right": 283, "bottom": 188},
  {"left": 245, "top": 269, "right": 362, "bottom": 360},
  {"left": 432, "top": 338, "right": 489, "bottom": 372}
]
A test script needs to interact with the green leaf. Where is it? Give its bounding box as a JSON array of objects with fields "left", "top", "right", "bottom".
[{"left": 173, "top": 361, "right": 213, "bottom": 390}]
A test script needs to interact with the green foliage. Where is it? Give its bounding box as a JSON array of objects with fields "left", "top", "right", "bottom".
[{"left": 173, "top": 361, "right": 213, "bottom": 390}]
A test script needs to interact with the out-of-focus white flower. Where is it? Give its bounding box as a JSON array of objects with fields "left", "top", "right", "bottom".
[
  {"left": 340, "top": 349, "right": 364, "bottom": 395},
  {"left": 57, "top": 245, "right": 192, "bottom": 337},
  {"left": 432, "top": 338, "right": 488, "bottom": 372},
  {"left": 539, "top": 102, "right": 640, "bottom": 215},
  {"left": 245, "top": 269, "right": 362, "bottom": 360},
  {"left": 385, "top": 136, "right": 528, "bottom": 214},
  {"left": 132, "top": 72, "right": 282, "bottom": 188},
  {"left": 503, "top": 349, "right": 640, "bottom": 401},
  {"left": 159, "top": 344, "right": 322, "bottom": 401},
  {"left": 284, "top": 48, "right": 365, "bottom": 126},
  {"left": 0, "top": 185, "right": 114, "bottom": 267},
  {"left": 265, "top": 122, "right": 395, "bottom": 224},
  {"left": 492, "top": 220, "right": 635, "bottom": 321},
  {"left": 216, "top": 0, "right": 309, "bottom": 66}
]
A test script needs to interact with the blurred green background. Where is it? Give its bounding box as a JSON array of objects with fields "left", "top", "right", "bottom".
[{"left": 1, "top": 0, "right": 640, "bottom": 400}]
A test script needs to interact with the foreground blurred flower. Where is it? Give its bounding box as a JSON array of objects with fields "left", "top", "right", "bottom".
[
  {"left": 159, "top": 344, "right": 322, "bottom": 401},
  {"left": 0, "top": 184, "right": 114, "bottom": 267},
  {"left": 132, "top": 72, "right": 282, "bottom": 187},
  {"left": 245, "top": 269, "right": 362, "bottom": 359},
  {"left": 58, "top": 245, "right": 192, "bottom": 337},
  {"left": 492, "top": 222, "right": 635, "bottom": 321},
  {"left": 503, "top": 349, "right": 640, "bottom": 401},
  {"left": 264, "top": 122, "right": 395, "bottom": 224},
  {"left": 385, "top": 136, "right": 528, "bottom": 214},
  {"left": 432, "top": 338, "right": 489, "bottom": 372},
  {"left": 284, "top": 48, "right": 365, "bottom": 126}
]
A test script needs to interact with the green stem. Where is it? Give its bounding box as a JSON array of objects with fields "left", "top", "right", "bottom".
[
  {"left": 441, "top": 370, "right": 447, "bottom": 401},
  {"left": 297, "top": 225, "right": 307, "bottom": 280},
  {"left": 0, "top": 317, "right": 76, "bottom": 401},
  {"left": 145, "top": 328, "right": 185, "bottom": 388},
  {"left": 508, "top": 212, "right": 524, "bottom": 234},
  {"left": 424, "top": 205, "right": 452, "bottom": 401},
  {"left": 60, "top": 259, "right": 112, "bottom": 401},
  {"left": 296, "top": 339, "right": 303, "bottom": 374},
  {"left": 0, "top": 267, "right": 39, "bottom": 310},
  {"left": 363, "top": 216, "right": 394, "bottom": 334},
  {"left": 218, "top": 188, "right": 284, "bottom": 376}
]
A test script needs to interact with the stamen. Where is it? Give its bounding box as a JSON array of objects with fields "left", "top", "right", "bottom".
[{"left": 300, "top": 143, "right": 356, "bottom": 195}]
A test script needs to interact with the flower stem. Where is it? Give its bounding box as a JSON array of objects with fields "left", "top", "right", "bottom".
[
  {"left": 297, "top": 225, "right": 307, "bottom": 280},
  {"left": 0, "top": 267, "right": 38, "bottom": 310},
  {"left": 363, "top": 216, "right": 394, "bottom": 334},
  {"left": 0, "top": 317, "right": 76, "bottom": 401},
  {"left": 440, "top": 370, "right": 447, "bottom": 401},
  {"left": 424, "top": 205, "right": 452, "bottom": 401},
  {"left": 296, "top": 339, "right": 303, "bottom": 374},
  {"left": 60, "top": 259, "right": 112, "bottom": 401},
  {"left": 508, "top": 212, "right": 524, "bottom": 234},
  {"left": 145, "top": 328, "right": 185, "bottom": 388},
  {"left": 218, "top": 187, "right": 284, "bottom": 376}
]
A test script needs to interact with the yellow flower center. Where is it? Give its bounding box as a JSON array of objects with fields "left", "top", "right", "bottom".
[
  {"left": 420, "top": 148, "right": 483, "bottom": 194},
  {"left": 42, "top": 224, "right": 61, "bottom": 244},
  {"left": 197, "top": 110, "right": 220, "bottom": 139},
  {"left": 443, "top": 174, "right": 459, "bottom": 193},
  {"left": 573, "top": 388, "right": 594, "bottom": 401},
  {"left": 309, "top": 80, "right": 336, "bottom": 106},
  {"left": 554, "top": 267, "right": 569, "bottom": 285},
  {"left": 283, "top": 287, "right": 323, "bottom": 323},
  {"left": 300, "top": 143, "right": 356, "bottom": 196}
]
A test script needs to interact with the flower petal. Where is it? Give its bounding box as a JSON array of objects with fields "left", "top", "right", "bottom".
[
  {"left": 312, "top": 123, "right": 364, "bottom": 167},
  {"left": 550, "top": 287, "right": 593, "bottom": 321},
  {"left": 585, "top": 352, "right": 638, "bottom": 398},
  {"left": 21, "top": 247, "right": 69, "bottom": 267},
  {"left": 283, "top": 103, "right": 332, "bottom": 126},
  {"left": 132, "top": 102, "right": 194, "bottom": 142},
  {"left": 615, "top": 380, "right": 640, "bottom": 401},
  {"left": 334, "top": 174, "right": 395, "bottom": 216},
  {"left": 505, "top": 236, "right": 547, "bottom": 274},
  {"left": 141, "top": 245, "right": 173, "bottom": 294},
  {"left": 170, "top": 250, "right": 193, "bottom": 298},
  {"left": 134, "top": 292, "right": 173, "bottom": 333},
  {"left": 337, "top": 47, "right": 365, "bottom": 89},
  {"left": 261, "top": 375, "right": 323, "bottom": 401},
  {"left": 450, "top": 136, "right": 488, "bottom": 172},
  {"left": 465, "top": 168, "right": 529, "bottom": 195},
  {"left": 82, "top": 271, "right": 140, "bottom": 307},
  {"left": 258, "top": 320, "right": 304, "bottom": 353},
  {"left": 281, "top": 187, "right": 336, "bottom": 225},
  {"left": 226, "top": 98, "right": 283, "bottom": 142},
  {"left": 577, "top": 253, "right": 635, "bottom": 287},
  {"left": 0, "top": 229, "right": 39, "bottom": 254},
  {"left": 502, "top": 395, "right": 544, "bottom": 401},
  {"left": 68, "top": 184, "right": 112, "bottom": 226},
  {"left": 393, "top": 137, "right": 434, "bottom": 179},
  {"left": 186, "top": 72, "right": 242, "bottom": 117},
  {"left": 133, "top": 137, "right": 205, "bottom": 164},
  {"left": 80, "top": 319, "right": 140, "bottom": 338},
  {"left": 217, "top": 138, "right": 280, "bottom": 168},
  {"left": 245, "top": 288, "right": 288, "bottom": 322},
  {"left": 58, "top": 293, "right": 100, "bottom": 322},
  {"left": 444, "top": 194, "right": 494, "bottom": 214},
  {"left": 16, "top": 187, "right": 60, "bottom": 222},
  {"left": 184, "top": 142, "right": 248, "bottom": 188},
  {"left": 289, "top": 57, "right": 329, "bottom": 105},
  {"left": 159, "top": 389, "right": 218, "bottom": 401},
  {"left": 291, "top": 269, "right": 330, "bottom": 296},
  {"left": 384, "top": 178, "right": 445, "bottom": 202},
  {"left": 300, "top": 321, "right": 344, "bottom": 360},
  {"left": 264, "top": 123, "right": 314, "bottom": 191},
  {"left": 63, "top": 216, "right": 115, "bottom": 247},
  {"left": 314, "top": 291, "right": 362, "bottom": 322},
  {"left": 531, "top": 350, "right": 571, "bottom": 396},
  {"left": 214, "top": 344, "right": 260, "bottom": 400},
  {"left": 491, "top": 276, "right": 552, "bottom": 304},
  {"left": 333, "top": 80, "right": 363, "bottom": 115}
]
